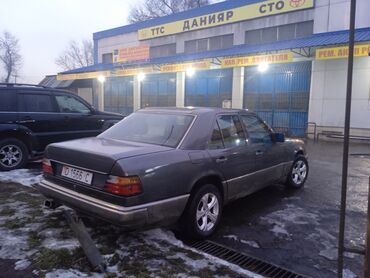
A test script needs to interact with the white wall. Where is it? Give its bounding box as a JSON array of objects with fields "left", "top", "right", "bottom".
[
  {"left": 309, "top": 57, "right": 370, "bottom": 129},
  {"left": 314, "top": 0, "right": 370, "bottom": 33}
]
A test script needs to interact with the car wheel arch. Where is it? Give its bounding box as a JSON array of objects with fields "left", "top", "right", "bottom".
[
  {"left": 296, "top": 150, "right": 304, "bottom": 157},
  {"left": 189, "top": 174, "right": 225, "bottom": 203},
  {"left": 0, "top": 130, "right": 32, "bottom": 154}
]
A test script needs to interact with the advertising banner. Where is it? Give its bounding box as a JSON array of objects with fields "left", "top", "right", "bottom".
[{"left": 138, "top": 0, "right": 314, "bottom": 40}]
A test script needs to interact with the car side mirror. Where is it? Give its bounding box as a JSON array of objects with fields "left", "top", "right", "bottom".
[{"left": 272, "top": 132, "right": 285, "bottom": 143}]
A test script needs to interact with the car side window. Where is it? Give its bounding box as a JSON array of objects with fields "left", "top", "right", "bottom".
[
  {"left": 216, "top": 115, "right": 246, "bottom": 148},
  {"left": 209, "top": 122, "right": 224, "bottom": 149},
  {"left": 18, "top": 94, "right": 54, "bottom": 112},
  {"left": 56, "top": 95, "right": 90, "bottom": 114},
  {"left": 241, "top": 115, "right": 272, "bottom": 144},
  {"left": 0, "top": 92, "right": 17, "bottom": 112}
]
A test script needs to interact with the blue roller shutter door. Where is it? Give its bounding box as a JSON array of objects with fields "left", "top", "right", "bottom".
[
  {"left": 185, "top": 69, "right": 233, "bottom": 107},
  {"left": 141, "top": 73, "right": 176, "bottom": 108},
  {"left": 104, "top": 76, "right": 134, "bottom": 115},
  {"left": 244, "top": 61, "right": 311, "bottom": 137}
]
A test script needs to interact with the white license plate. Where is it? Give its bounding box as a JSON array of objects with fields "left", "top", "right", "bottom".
[{"left": 61, "top": 166, "right": 93, "bottom": 185}]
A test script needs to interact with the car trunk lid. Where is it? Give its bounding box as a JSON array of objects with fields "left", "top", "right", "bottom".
[{"left": 46, "top": 137, "right": 172, "bottom": 174}]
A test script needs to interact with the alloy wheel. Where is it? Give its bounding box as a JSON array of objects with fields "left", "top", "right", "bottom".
[
  {"left": 0, "top": 144, "right": 22, "bottom": 168},
  {"left": 291, "top": 160, "right": 307, "bottom": 185},
  {"left": 196, "top": 193, "right": 220, "bottom": 232}
]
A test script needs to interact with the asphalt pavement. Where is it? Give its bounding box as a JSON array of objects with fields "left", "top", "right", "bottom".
[{"left": 209, "top": 140, "right": 370, "bottom": 277}]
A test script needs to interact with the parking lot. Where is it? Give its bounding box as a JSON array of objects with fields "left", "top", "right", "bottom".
[
  {"left": 0, "top": 140, "right": 368, "bottom": 277},
  {"left": 211, "top": 140, "right": 369, "bottom": 277}
]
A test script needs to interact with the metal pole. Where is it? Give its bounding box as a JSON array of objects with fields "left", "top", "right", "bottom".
[
  {"left": 64, "top": 210, "right": 106, "bottom": 272},
  {"left": 364, "top": 177, "right": 370, "bottom": 277},
  {"left": 337, "top": 0, "right": 357, "bottom": 277}
]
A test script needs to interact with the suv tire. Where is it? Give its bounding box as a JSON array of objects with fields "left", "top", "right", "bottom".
[
  {"left": 181, "top": 184, "right": 222, "bottom": 239},
  {"left": 0, "top": 138, "right": 29, "bottom": 171}
]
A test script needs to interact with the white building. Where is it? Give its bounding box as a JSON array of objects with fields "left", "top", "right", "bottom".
[{"left": 58, "top": 0, "right": 370, "bottom": 138}]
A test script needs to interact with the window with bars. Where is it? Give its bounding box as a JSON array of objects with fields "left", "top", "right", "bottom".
[
  {"left": 184, "top": 34, "right": 234, "bottom": 54},
  {"left": 245, "top": 21, "right": 314, "bottom": 45},
  {"left": 102, "top": 53, "right": 113, "bottom": 64},
  {"left": 150, "top": 43, "right": 176, "bottom": 58}
]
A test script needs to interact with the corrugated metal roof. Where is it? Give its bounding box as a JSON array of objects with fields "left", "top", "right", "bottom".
[
  {"left": 39, "top": 75, "right": 75, "bottom": 88},
  {"left": 63, "top": 27, "right": 370, "bottom": 75},
  {"left": 93, "top": 0, "right": 263, "bottom": 40}
]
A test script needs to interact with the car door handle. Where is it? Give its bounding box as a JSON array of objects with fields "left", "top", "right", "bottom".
[
  {"left": 216, "top": 156, "right": 228, "bottom": 163},
  {"left": 255, "top": 150, "right": 264, "bottom": 156},
  {"left": 17, "top": 116, "right": 35, "bottom": 124},
  {"left": 17, "top": 119, "right": 36, "bottom": 123}
]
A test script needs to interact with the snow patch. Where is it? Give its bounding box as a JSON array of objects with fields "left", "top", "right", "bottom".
[
  {"left": 223, "top": 234, "right": 238, "bottom": 241},
  {"left": 223, "top": 235, "right": 260, "bottom": 248},
  {"left": 0, "top": 229, "right": 29, "bottom": 260},
  {"left": 0, "top": 169, "right": 42, "bottom": 187},
  {"left": 45, "top": 269, "right": 102, "bottom": 278},
  {"left": 168, "top": 252, "right": 213, "bottom": 270},
  {"left": 319, "top": 248, "right": 337, "bottom": 261},
  {"left": 142, "top": 228, "right": 184, "bottom": 248},
  {"left": 260, "top": 204, "right": 319, "bottom": 238},
  {"left": 343, "top": 269, "right": 357, "bottom": 278},
  {"left": 42, "top": 238, "right": 80, "bottom": 250},
  {"left": 240, "top": 240, "right": 260, "bottom": 249},
  {"left": 14, "top": 259, "right": 31, "bottom": 270},
  {"left": 312, "top": 229, "right": 338, "bottom": 261}
]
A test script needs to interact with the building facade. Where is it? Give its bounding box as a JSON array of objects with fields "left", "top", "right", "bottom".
[{"left": 58, "top": 0, "right": 370, "bottom": 137}]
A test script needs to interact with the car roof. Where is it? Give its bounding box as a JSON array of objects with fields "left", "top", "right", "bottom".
[
  {"left": 139, "top": 107, "right": 252, "bottom": 116},
  {"left": 0, "top": 83, "right": 73, "bottom": 94}
]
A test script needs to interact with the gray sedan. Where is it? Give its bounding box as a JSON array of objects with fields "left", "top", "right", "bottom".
[{"left": 37, "top": 107, "right": 308, "bottom": 239}]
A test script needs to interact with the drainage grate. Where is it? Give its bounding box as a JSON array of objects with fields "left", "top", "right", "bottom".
[{"left": 189, "top": 240, "right": 309, "bottom": 278}]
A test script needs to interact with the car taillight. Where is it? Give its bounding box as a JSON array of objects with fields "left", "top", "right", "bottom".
[
  {"left": 104, "top": 175, "right": 143, "bottom": 197},
  {"left": 42, "top": 158, "right": 54, "bottom": 175}
]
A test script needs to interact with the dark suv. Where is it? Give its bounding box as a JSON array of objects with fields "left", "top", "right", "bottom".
[{"left": 0, "top": 83, "right": 124, "bottom": 170}]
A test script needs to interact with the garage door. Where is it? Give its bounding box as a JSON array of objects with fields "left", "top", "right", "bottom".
[
  {"left": 104, "top": 76, "right": 133, "bottom": 115},
  {"left": 185, "top": 69, "right": 233, "bottom": 107},
  {"left": 244, "top": 61, "right": 311, "bottom": 137},
  {"left": 141, "top": 73, "right": 176, "bottom": 108}
]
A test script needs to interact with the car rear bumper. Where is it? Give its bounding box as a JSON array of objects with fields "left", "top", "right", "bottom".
[{"left": 36, "top": 179, "right": 190, "bottom": 229}]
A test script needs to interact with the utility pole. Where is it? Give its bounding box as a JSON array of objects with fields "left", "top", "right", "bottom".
[{"left": 337, "top": 0, "right": 357, "bottom": 277}]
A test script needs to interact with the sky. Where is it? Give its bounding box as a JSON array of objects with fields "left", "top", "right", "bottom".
[{"left": 0, "top": 0, "right": 136, "bottom": 84}]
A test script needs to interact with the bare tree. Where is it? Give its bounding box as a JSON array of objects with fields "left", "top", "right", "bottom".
[
  {"left": 56, "top": 40, "right": 93, "bottom": 71},
  {"left": 129, "top": 0, "right": 211, "bottom": 23},
  {"left": 0, "top": 31, "right": 22, "bottom": 83}
]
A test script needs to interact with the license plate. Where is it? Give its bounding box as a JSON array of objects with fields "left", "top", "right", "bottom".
[{"left": 61, "top": 166, "right": 93, "bottom": 185}]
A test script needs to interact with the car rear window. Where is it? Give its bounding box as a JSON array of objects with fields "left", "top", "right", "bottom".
[
  {"left": 100, "top": 112, "right": 194, "bottom": 147},
  {"left": 0, "top": 91, "right": 17, "bottom": 112}
]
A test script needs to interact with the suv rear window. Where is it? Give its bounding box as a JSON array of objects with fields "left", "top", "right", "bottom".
[
  {"left": 0, "top": 91, "right": 17, "bottom": 111},
  {"left": 18, "top": 94, "right": 55, "bottom": 112}
]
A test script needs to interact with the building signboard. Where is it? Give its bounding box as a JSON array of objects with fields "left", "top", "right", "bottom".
[
  {"left": 113, "top": 45, "right": 150, "bottom": 63},
  {"left": 57, "top": 67, "right": 154, "bottom": 81},
  {"left": 221, "top": 52, "right": 293, "bottom": 68},
  {"left": 316, "top": 44, "right": 370, "bottom": 60},
  {"left": 138, "top": 0, "right": 314, "bottom": 40},
  {"left": 160, "top": 60, "right": 210, "bottom": 72}
]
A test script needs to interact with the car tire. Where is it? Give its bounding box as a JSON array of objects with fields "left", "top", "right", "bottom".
[
  {"left": 0, "top": 138, "right": 29, "bottom": 171},
  {"left": 181, "top": 184, "right": 222, "bottom": 239},
  {"left": 286, "top": 155, "right": 309, "bottom": 189}
]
